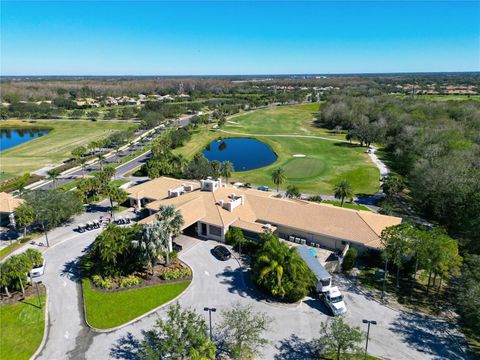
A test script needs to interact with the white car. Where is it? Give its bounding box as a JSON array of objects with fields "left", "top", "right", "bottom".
[
  {"left": 30, "top": 260, "right": 46, "bottom": 277},
  {"left": 323, "top": 286, "right": 347, "bottom": 316}
]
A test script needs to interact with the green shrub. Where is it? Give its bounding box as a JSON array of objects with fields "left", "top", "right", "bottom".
[
  {"left": 91, "top": 275, "right": 113, "bottom": 290},
  {"left": 119, "top": 275, "right": 141, "bottom": 288},
  {"left": 307, "top": 195, "right": 323, "bottom": 203},
  {"left": 20, "top": 236, "right": 31, "bottom": 244},
  {"left": 160, "top": 267, "right": 192, "bottom": 280},
  {"left": 342, "top": 248, "right": 358, "bottom": 272}
]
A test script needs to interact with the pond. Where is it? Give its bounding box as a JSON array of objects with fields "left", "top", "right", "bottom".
[
  {"left": 202, "top": 138, "right": 277, "bottom": 171},
  {"left": 0, "top": 127, "right": 51, "bottom": 151}
]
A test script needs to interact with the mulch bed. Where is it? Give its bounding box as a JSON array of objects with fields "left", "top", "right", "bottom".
[
  {"left": 0, "top": 284, "right": 46, "bottom": 306},
  {"left": 88, "top": 260, "right": 192, "bottom": 294}
]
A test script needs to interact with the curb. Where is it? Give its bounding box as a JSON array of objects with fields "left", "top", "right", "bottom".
[
  {"left": 30, "top": 286, "right": 49, "bottom": 360},
  {"left": 82, "top": 242, "right": 200, "bottom": 333}
]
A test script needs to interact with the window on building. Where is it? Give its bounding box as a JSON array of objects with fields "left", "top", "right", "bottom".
[{"left": 209, "top": 225, "right": 222, "bottom": 237}]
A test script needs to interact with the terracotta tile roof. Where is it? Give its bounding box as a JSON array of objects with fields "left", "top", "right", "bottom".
[
  {"left": 0, "top": 192, "right": 23, "bottom": 214},
  {"left": 232, "top": 219, "right": 277, "bottom": 233},
  {"left": 128, "top": 177, "right": 402, "bottom": 249}
]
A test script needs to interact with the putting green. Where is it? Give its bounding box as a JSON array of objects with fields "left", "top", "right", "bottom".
[
  {"left": 283, "top": 157, "right": 325, "bottom": 179},
  {"left": 177, "top": 103, "right": 380, "bottom": 195}
]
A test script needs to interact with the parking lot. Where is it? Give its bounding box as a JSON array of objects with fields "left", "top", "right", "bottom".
[{"left": 85, "top": 237, "right": 465, "bottom": 360}]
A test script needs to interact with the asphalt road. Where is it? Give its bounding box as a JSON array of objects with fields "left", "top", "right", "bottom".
[
  {"left": 32, "top": 234, "right": 467, "bottom": 360},
  {"left": 35, "top": 114, "right": 194, "bottom": 191}
]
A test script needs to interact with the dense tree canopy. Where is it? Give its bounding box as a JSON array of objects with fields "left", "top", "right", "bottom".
[
  {"left": 252, "top": 233, "right": 315, "bottom": 302},
  {"left": 23, "top": 189, "right": 84, "bottom": 230}
]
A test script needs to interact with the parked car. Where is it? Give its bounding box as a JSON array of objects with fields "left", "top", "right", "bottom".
[
  {"left": 212, "top": 245, "right": 231, "bottom": 261},
  {"left": 30, "top": 259, "right": 46, "bottom": 277},
  {"left": 173, "top": 242, "right": 183, "bottom": 252},
  {"left": 257, "top": 185, "right": 269, "bottom": 191},
  {"left": 322, "top": 286, "right": 347, "bottom": 316}
]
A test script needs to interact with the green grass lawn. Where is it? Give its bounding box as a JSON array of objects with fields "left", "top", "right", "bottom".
[
  {"left": 0, "top": 294, "right": 46, "bottom": 360},
  {"left": 0, "top": 120, "right": 134, "bottom": 179},
  {"left": 82, "top": 279, "right": 190, "bottom": 329},
  {"left": 225, "top": 103, "right": 346, "bottom": 140},
  {"left": 0, "top": 241, "right": 24, "bottom": 261},
  {"left": 175, "top": 104, "right": 379, "bottom": 195},
  {"left": 322, "top": 200, "right": 371, "bottom": 211}
]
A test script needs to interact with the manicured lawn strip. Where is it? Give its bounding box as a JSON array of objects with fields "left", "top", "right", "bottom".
[
  {"left": 322, "top": 200, "right": 371, "bottom": 211},
  {"left": 0, "top": 241, "right": 24, "bottom": 261},
  {"left": 0, "top": 120, "right": 135, "bottom": 178},
  {"left": 0, "top": 294, "right": 46, "bottom": 360},
  {"left": 82, "top": 279, "right": 190, "bottom": 329}
]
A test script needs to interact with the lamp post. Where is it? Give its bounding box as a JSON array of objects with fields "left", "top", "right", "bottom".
[
  {"left": 203, "top": 307, "right": 216, "bottom": 340},
  {"left": 362, "top": 320, "right": 377, "bottom": 360},
  {"left": 35, "top": 281, "right": 43, "bottom": 309}
]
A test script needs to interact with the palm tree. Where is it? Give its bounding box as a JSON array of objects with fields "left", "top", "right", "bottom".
[
  {"left": 6, "top": 255, "right": 30, "bottom": 297},
  {"left": 271, "top": 168, "right": 287, "bottom": 192},
  {"left": 79, "top": 157, "right": 88, "bottom": 178},
  {"left": 92, "top": 224, "right": 129, "bottom": 276},
  {"left": 47, "top": 168, "right": 61, "bottom": 188},
  {"left": 221, "top": 161, "right": 234, "bottom": 184},
  {"left": 155, "top": 205, "right": 184, "bottom": 265},
  {"left": 285, "top": 184, "right": 301, "bottom": 198},
  {"left": 256, "top": 237, "right": 289, "bottom": 297},
  {"left": 137, "top": 221, "right": 169, "bottom": 274},
  {"left": 97, "top": 153, "right": 106, "bottom": 170},
  {"left": 333, "top": 179, "right": 353, "bottom": 207},
  {"left": 211, "top": 160, "right": 222, "bottom": 178},
  {"left": 15, "top": 204, "right": 34, "bottom": 239},
  {"left": 0, "top": 263, "right": 12, "bottom": 298},
  {"left": 171, "top": 154, "right": 187, "bottom": 175},
  {"left": 105, "top": 183, "right": 128, "bottom": 218}
]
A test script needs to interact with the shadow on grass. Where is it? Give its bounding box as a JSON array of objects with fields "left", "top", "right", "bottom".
[
  {"left": 274, "top": 334, "right": 317, "bottom": 360},
  {"left": 333, "top": 142, "right": 362, "bottom": 148},
  {"left": 20, "top": 297, "right": 42, "bottom": 309}
]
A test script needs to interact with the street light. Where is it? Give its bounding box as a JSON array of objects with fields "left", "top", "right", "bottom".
[
  {"left": 362, "top": 319, "right": 377, "bottom": 360},
  {"left": 35, "top": 281, "right": 43, "bottom": 309},
  {"left": 203, "top": 307, "right": 216, "bottom": 340}
]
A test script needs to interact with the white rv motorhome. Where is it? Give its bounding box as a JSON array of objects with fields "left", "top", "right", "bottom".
[{"left": 298, "top": 245, "right": 332, "bottom": 293}]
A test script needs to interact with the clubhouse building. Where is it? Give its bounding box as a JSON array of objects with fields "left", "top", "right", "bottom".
[{"left": 126, "top": 177, "right": 402, "bottom": 251}]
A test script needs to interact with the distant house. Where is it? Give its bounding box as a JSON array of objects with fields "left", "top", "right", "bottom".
[
  {"left": 76, "top": 98, "right": 100, "bottom": 108},
  {"left": 126, "top": 177, "right": 402, "bottom": 252},
  {"left": 0, "top": 192, "right": 24, "bottom": 227}
]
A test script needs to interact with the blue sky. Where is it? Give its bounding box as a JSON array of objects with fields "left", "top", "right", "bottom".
[{"left": 1, "top": 1, "right": 479, "bottom": 75}]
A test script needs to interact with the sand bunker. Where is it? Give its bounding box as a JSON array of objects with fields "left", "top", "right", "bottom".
[{"left": 292, "top": 154, "right": 306, "bottom": 157}]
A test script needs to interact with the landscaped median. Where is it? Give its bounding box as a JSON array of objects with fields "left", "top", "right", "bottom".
[
  {"left": 82, "top": 278, "right": 190, "bottom": 329},
  {"left": 0, "top": 293, "right": 46, "bottom": 360}
]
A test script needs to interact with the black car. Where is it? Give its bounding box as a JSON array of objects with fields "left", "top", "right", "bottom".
[
  {"left": 212, "top": 245, "right": 231, "bottom": 261},
  {"left": 173, "top": 242, "right": 183, "bottom": 252}
]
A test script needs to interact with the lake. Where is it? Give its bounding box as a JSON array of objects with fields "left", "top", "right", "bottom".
[
  {"left": 202, "top": 138, "right": 277, "bottom": 171},
  {"left": 0, "top": 128, "right": 51, "bottom": 151}
]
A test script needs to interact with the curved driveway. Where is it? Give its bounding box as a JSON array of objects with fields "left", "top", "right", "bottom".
[{"left": 34, "top": 235, "right": 466, "bottom": 360}]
